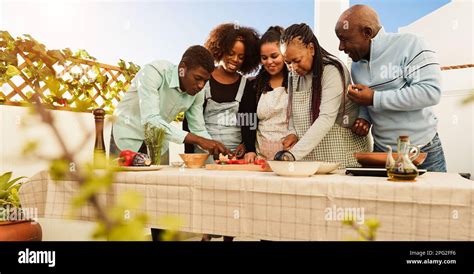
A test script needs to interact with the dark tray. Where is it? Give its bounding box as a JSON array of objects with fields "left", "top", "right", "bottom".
[{"left": 345, "top": 167, "right": 427, "bottom": 177}]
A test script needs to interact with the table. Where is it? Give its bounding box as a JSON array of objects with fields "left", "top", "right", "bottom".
[{"left": 19, "top": 168, "right": 474, "bottom": 241}]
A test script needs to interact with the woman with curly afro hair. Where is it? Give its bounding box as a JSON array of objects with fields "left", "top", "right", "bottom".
[
  {"left": 192, "top": 23, "right": 259, "bottom": 242},
  {"left": 185, "top": 23, "right": 260, "bottom": 159}
]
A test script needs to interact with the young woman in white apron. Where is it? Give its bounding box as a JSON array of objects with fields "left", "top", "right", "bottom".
[
  {"left": 200, "top": 23, "right": 260, "bottom": 241},
  {"left": 277, "top": 23, "right": 369, "bottom": 168},
  {"left": 247, "top": 26, "right": 298, "bottom": 162}
]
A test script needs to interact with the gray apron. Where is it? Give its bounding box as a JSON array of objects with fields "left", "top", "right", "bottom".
[
  {"left": 204, "top": 76, "right": 246, "bottom": 151},
  {"left": 290, "top": 74, "right": 369, "bottom": 168}
]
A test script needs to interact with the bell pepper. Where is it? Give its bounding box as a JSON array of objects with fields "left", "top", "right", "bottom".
[{"left": 119, "top": 150, "right": 137, "bottom": 166}]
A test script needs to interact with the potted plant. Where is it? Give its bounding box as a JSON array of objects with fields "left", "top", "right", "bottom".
[{"left": 0, "top": 172, "right": 42, "bottom": 241}]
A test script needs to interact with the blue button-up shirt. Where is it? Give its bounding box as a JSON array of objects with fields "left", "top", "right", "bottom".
[{"left": 112, "top": 60, "right": 211, "bottom": 154}]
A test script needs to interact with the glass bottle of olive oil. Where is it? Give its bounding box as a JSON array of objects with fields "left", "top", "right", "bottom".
[{"left": 387, "top": 136, "right": 420, "bottom": 181}]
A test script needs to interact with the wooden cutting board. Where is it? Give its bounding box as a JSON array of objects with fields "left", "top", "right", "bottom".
[{"left": 205, "top": 164, "right": 272, "bottom": 172}]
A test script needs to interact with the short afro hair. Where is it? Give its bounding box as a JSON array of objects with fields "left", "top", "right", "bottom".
[
  {"left": 204, "top": 23, "right": 260, "bottom": 74},
  {"left": 180, "top": 45, "right": 215, "bottom": 73}
]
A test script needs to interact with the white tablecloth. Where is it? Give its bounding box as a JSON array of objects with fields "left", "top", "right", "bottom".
[{"left": 19, "top": 168, "right": 474, "bottom": 240}]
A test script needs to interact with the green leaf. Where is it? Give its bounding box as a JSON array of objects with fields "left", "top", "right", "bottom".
[
  {"left": 49, "top": 159, "right": 69, "bottom": 181},
  {"left": 22, "top": 67, "right": 33, "bottom": 78},
  {"left": 47, "top": 49, "right": 65, "bottom": 63},
  {"left": 44, "top": 76, "right": 63, "bottom": 97},
  {"left": 5, "top": 65, "right": 19, "bottom": 78},
  {"left": 74, "top": 49, "right": 96, "bottom": 61},
  {"left": 0, "top": 172, "right": 13, "bottom": 189},
  {"left": 62, "top": 48, "right": 73, "bottom": 58},
  {"left": 38, "top": 65, "right": 54, "bottom": 80},
  {"left": 74, "top": 98, "right": 96, "bottom": 112},
  {"left": 365, "top": 219, "right": 380, "bottom": 230},
  {"left": 22, "top": 140, "right": 39, "bottom": 156},
  {"left": 3, "top": 176, "right": 27, "bottom": 191},
  {"left": 0, "top": 190, "right": 9, "bottom": 199},
  {"left": 0, "top": 51, "right": 18, "bottom": 65}
]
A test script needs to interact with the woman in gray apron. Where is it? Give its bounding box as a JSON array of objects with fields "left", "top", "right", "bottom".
[
  {"left": 200, "top": 23, "right": 260, "bottom": 241},
  {"left": 203, "top": 77, "right": 247, "bottom": 152},
  {"left": 276, "top": 23, "right": 369, "bottom": 167}
]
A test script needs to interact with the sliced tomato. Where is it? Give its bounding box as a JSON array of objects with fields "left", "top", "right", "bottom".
[
  {"left": 254, "top": 159, "right": 266, "bottom": 165},
  {"left": 226, "top": 159, "right": 246, "bottom": 164}
]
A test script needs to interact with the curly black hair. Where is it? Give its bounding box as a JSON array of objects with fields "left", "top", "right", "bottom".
[
  {"left": 253, "top": 26, "right": 289, "bottom": 103},
  {"left": 204, "top": 23, "right": 260, "bottom": 74},
  {"left": 180, "top": 45, "right": 215, "bottom": 73}
]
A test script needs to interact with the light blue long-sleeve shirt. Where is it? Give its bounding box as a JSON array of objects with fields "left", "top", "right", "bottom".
[
  {"left": 112, "top": 60, "right": 211, "bottom": 154},
  {"left": 351, "top": 28, "right": 442, "bottom": 149}
]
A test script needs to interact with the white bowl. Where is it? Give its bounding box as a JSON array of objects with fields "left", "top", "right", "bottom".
[
  {"left": 267, "top": 161, "right": 320, "bottom": 177},
  {"left": 314, "top": 162, "right": 340, "bottom": 174}
]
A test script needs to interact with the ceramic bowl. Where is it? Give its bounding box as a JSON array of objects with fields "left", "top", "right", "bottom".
[
  {"left": 267, "top": 161, "right": 320, "bottom": 177},
  {"left": 179, "top": 153, "right": 209, "bottom": 168},
  {"left": 353, "top": 152, "right": 427, "bottom": 167}
]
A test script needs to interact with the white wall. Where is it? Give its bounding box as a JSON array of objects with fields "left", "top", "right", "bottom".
[
  {"left": 398, "top": 0, "right": 474, "bottom": 176},
  {"left": 315, "top": 0, "right": 349, "bottom": 62},
  {"left": 398, "top": 0, "right": 473, "bottom": 67},
  {"left": 434, "top": 69, "right": 474, "bottom": 175},
  {"left": 0, "top": 105, "right": 183, "bottom": 178},
  {"left": 0, "top": 105, "right": 107, "bottom": 178}
]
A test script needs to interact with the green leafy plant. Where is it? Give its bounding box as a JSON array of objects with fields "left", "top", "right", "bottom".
[
  {"left": 343, "top": 218, "right": 380, "bottom": 241},
  {"left": 0, "top": 172, "right": 27, "bottom": 221},
  {"left": 20, "top": 95, "right": 155, "bottom": 240},
  {"left": 144, "top": 123, "right": 166, "bottom": 165}
]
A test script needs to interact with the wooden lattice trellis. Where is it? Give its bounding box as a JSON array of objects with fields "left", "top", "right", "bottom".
[
  {"left": 1, "top": 54, "right": 130, "bottom": 113},
  {"left": 0, "top": 32, "right": 137, "bottom": 113}
]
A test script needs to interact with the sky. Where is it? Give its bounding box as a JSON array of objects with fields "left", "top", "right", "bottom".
[
  {"left": 349, "top": 0, "right": 450, "bottom": 32},
  {"left": 0, "top": 0, "right": 452, "bottom": 66}
]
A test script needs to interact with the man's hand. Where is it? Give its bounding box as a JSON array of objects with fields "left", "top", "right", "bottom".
[
  {"left": 347, "top": 84, "right": 374, "bottom": 106},
  {"left": 200, "top": 139, "right": 231, "bottom": 156},
  {"left": 185, "top": 133, "right": 231, "bottom": 156},
  {"left": 351, "top": 118, "right": 371, "bottom": 136},
  {"left": 233, "top": 143, "right": 246, "bottom": 159},
  {"left": 282, "top": 134, "right": 298, "bottom": 150}
]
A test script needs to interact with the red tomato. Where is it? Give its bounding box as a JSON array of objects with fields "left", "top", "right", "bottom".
[
  {"left": 227, "top": 159, "right": 246, "bottom": 164},
  {"left": 254, "top": 159, "right": 266, "bottom": 165}
]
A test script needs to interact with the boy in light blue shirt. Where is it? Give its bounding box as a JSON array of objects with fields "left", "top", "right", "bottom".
[
  {"left": 111, "top": 45, "right": 230, "bottom": 163},
  {"left": 335, "top": 5, "right": 446, "bottom": 171}
]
